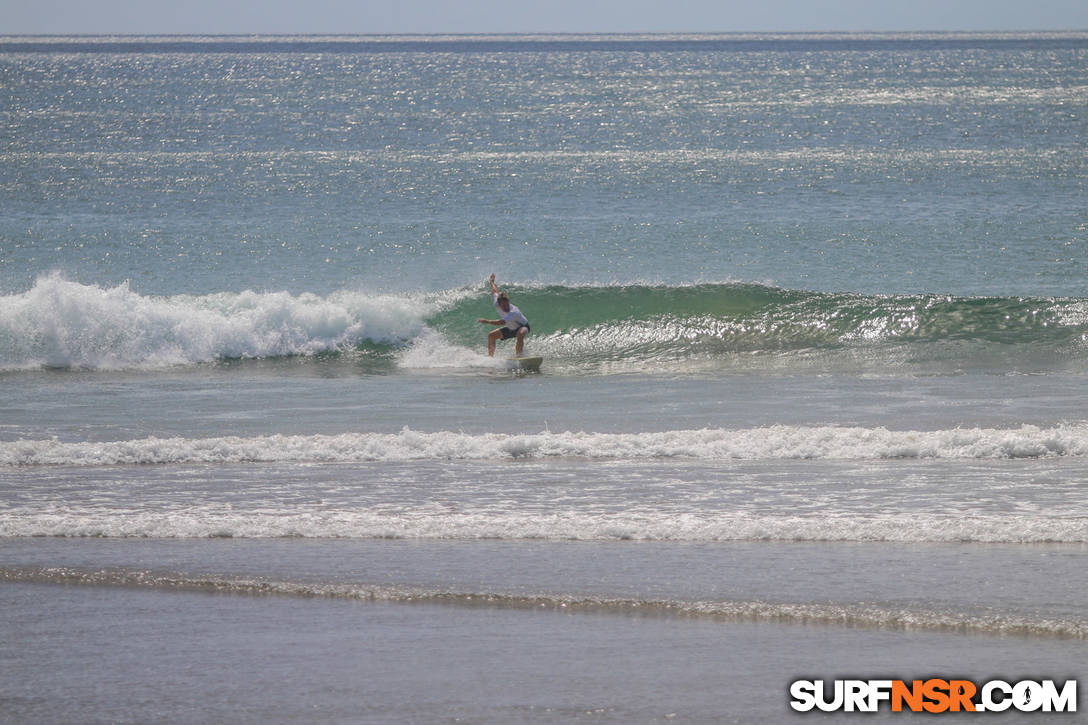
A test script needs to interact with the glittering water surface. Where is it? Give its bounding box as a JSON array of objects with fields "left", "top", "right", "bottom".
[{"left": 2, "top": 33, "right": 1087, "bottom": 723}]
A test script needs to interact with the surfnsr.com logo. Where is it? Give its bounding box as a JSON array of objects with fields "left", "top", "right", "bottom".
[{"left": 789, "top": 679, "right": 1077, "bottom": 713}]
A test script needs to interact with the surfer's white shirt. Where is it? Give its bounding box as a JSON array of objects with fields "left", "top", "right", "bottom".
[{"left": 494, "top": 293, "right": 529, "bottom": 329}]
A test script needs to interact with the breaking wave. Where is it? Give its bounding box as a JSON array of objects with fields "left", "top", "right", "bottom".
[
  {"left": 2, "top": 275, "right": 1087, "bottom": 372},
  {"left": 0, "top": 274, "right": 443, "bottom": 370}
]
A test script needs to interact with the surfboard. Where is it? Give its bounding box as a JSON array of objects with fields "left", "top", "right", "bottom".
[{"left": 507, "top": 356, "right": 543, "bottom": 372}]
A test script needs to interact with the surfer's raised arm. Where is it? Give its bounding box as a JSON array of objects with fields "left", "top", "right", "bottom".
[
  {"left": 478, "top": 275, "right": 502, "bottom": 325},
  {"left": 477, "top": 275, "right": 503, "bottom": 325}
]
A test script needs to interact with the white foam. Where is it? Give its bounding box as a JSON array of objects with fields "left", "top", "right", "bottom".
[
  {"left": 5, "top": 424, "right": 1088, "bottom": 467},
  {"left": 1, "top": 509, "right": 1084, "bottom": 544},
  {"left": 0, "top": 274, "right": 440, "bottom": 370}
]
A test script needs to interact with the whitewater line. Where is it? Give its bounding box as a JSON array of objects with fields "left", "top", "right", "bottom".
[
  {"left": 3, "top": 424, "right": 1088, "bottom": 466},
  {"left": 3, "top": 510, "right": 1085, "bottom": 543},
  {"left": 3, "top": 567, "right": 1084, "bottom": 639}
]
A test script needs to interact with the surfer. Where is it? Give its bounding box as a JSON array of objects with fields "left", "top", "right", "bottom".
[{"left": 477, "top": 273, "right": 530, "bottom": 357}]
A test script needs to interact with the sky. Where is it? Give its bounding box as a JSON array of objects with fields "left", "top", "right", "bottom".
[{"left": 3, "top": 0, "right": 1088, "bottom": 35}]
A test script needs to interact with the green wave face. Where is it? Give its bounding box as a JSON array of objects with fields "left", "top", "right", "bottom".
[{"left": 427, "top": 283, "right": 1088, "bottom": 369}]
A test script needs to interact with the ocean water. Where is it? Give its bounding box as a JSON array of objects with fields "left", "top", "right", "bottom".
[{"left": 2, "top": 33, "right": 1087, "bottom": 723}]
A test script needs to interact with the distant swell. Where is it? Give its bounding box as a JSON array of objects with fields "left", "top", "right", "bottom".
[
  {"left": 3, "top": 567, "right": 1084, "bottom": 639},
  {"left": 5, "top": 424, "right": 1088, "bottom": 466}
]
